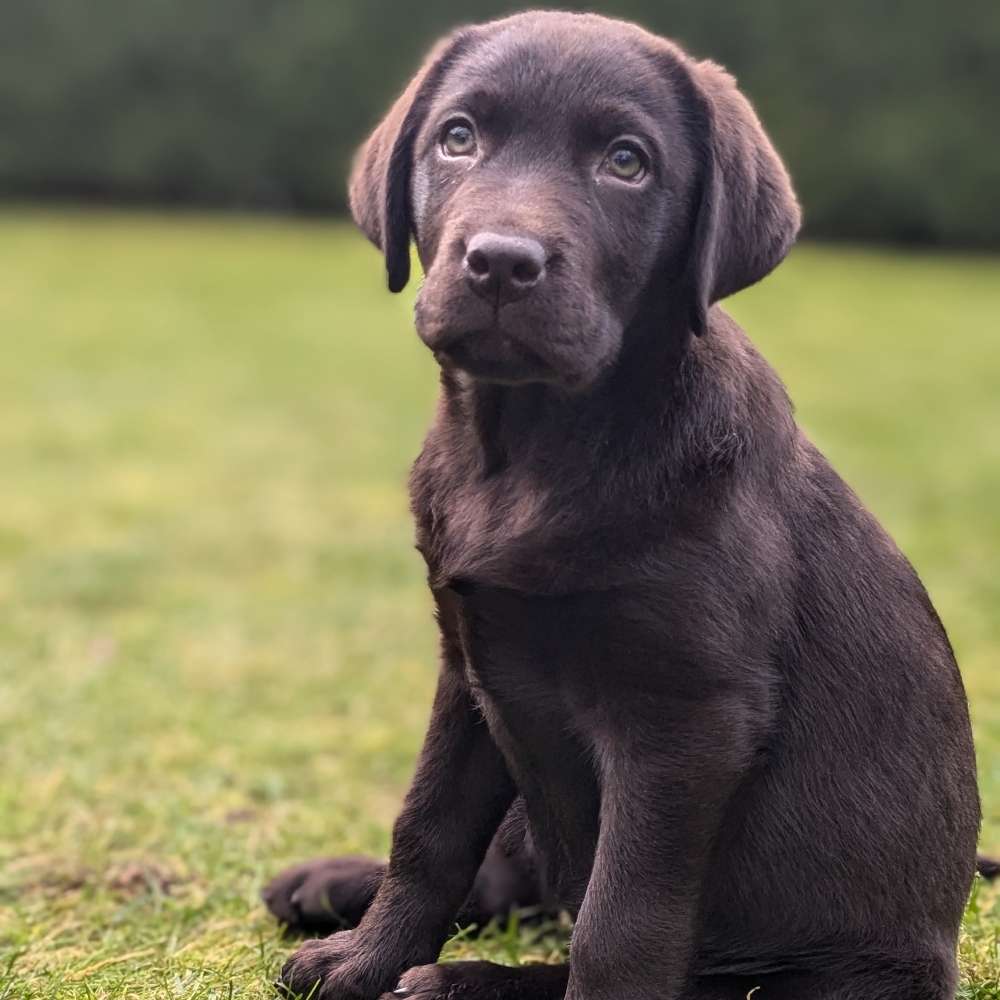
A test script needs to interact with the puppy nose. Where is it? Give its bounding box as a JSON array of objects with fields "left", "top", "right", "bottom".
[{"left": 463, "top": 233, "right": 546, "bottom": 304}]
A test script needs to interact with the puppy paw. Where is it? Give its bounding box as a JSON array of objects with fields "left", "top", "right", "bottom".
[
  {"left": 277, "top": 930, "right": 378, "bottom": 999},
  {"left": 263, "top": 856, "right": 385, "bottom": 934},
  {"left": 381, "top": 961, "right": 568, "bottom": 1000}
]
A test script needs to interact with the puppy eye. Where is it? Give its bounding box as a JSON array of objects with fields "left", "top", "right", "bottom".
[
  {"left": 603, "top": 142, "right": 647, "bottom": 182},
  {"left": 441, "top": 119, "right": 478, "bottom": 157}
]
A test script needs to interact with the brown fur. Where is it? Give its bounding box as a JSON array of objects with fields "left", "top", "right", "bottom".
[{"left": 268, "top": 12, "right": 986, "bottom": 1000}]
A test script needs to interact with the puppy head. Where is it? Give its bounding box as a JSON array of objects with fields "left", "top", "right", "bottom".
[{"left": 349, "top": 12, "right": 800, "bottom": 390}]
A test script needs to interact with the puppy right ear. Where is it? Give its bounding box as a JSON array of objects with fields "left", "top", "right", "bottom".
[{"left": 348, "top": 29, "right": 477, "bottom": 293}]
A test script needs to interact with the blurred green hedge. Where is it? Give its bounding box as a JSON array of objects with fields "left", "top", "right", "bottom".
[{"left": 1, "top": 0, "right": 998, "bottom": 245}]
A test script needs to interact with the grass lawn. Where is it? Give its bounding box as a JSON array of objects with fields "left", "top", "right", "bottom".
[{"left": 1, "top": 209, "right": 998, "bottom": 998}]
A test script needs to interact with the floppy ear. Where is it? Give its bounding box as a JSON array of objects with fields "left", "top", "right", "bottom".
[
  {"left": 348, "top": 30, "right": 477, "bottom": 293},
  {"left": 682, "top": 60, "right": 801, "bottom": 336}
]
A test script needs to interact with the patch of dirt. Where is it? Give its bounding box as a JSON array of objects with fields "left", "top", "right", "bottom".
[
  {"left": 4, "top": 855, "right": 92, "bottom": 896},
  {"left": 106, "top": 861, "right": 178, "bottom": 896},
  {"left": 223, "top": 807, "right": 258, "bottom": 824}
]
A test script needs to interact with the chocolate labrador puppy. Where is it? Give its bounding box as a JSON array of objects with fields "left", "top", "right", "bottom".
[{"left": 266, "top": 11, "right": 989, "bottom": 1000}]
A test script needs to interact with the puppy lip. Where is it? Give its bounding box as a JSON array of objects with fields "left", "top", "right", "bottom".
[
  {"left": 443, "top": 329, "right": 549, "bottom": 363},
  {"left": 432, "top": 327, "right": 556, "bottom": 383}
]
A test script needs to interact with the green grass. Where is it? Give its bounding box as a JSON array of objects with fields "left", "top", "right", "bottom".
[{"left": 0, "top": 209, "right": 998, "bottom": 998}]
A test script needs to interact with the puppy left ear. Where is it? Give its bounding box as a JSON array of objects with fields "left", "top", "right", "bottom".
[
  {"left": 348, "top": 29, "right": 478, "bottom": 293},
  {"left": 683, "top": 60, "right": 802, "bottom": 336}
]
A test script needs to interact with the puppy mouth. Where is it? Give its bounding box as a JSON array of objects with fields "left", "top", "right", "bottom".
[{"left": 432, "top": 328, "right": 555, "bottom": 384}]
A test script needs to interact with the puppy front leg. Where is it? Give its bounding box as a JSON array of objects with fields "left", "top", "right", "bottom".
[
  {"left": 566, "top": 695, "right": 762, "bottom": 1000},
  {"left": 280, "top": 655, "right": 515, "bottom": 1000}
]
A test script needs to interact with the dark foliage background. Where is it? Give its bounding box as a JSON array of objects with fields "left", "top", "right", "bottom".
[{"left": 1, "top": 0, "right": 998, "bottom": 245}]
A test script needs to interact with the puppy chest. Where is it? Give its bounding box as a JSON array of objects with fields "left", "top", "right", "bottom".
[
  {"left": 435, "top": 582, "right": 652, "bottom": 730},
  {"left": 445, "top": 584, "right": 580, "bottom": 690},
  {"left": 437, "top": 580, "right": 729, "bottom": 745}
]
